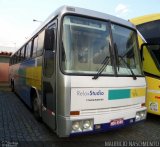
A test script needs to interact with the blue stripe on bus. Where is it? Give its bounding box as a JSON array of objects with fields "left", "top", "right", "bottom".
[{"left": 21, "top": 59, "right": 35, "bottom": 67}]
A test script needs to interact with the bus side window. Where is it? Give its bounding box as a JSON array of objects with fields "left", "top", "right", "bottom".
[
  {"left": 43, "top": 26, "right": 56, "bottom": 77},
  {"left": 15, "top": 54, "right": 17, "bottom": 64},
  {"left": 15, "top": 52, "right": 19, "bottom": 63},
  {"left": 26, "top": 41, "right": 32, "bottom": 59},
  {"left": 18, "top": 50, "right": 21, "bottom": 62},
  {"left": 44, "top": 27, "right": 55, "bottom": 50},
  {"left": 12, "top": 55, "right": 15, "bottom": 64},
  {"left": 32, "top": 36, "right": 38, "bottom": 57},
  {"left": 20, "top": 47, "right": 25, "bottom": 61},
  {"left": 37, "top": 30, "right": 45, "bottom": 56}
]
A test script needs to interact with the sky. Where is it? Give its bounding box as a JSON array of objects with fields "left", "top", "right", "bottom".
[{"left": 0, "top": 0, "right": 160, "bottom": 52}]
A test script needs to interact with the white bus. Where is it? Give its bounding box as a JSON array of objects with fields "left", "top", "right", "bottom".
[{"left": 9, "top": 6, "right": 147, "bottom": 137}]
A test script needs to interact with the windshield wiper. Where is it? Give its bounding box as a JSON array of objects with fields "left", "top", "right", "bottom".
[
  {"left": 119, "top": 55, "right": 137, "bottom": 80},
  {"left": 114, "top": 43, "right": 137, "bottom": 80},
  {"left": 92, "top": 56, "right": 110, "bottom": 80}
]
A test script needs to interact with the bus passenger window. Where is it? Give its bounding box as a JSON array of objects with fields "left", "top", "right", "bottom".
[
  {"left": 18, "top": 50, "right": 21, "bottom": 62},
  {"left": 20, "top": 47, "right": 25, "bottom": 61},
  {"left": 37, "top": 30, "right": 45, "bottom": 56},
  {"left": 26, "top": 41, "right": 32, "bottom": 59},
  {"left": 15, "top": 52, "right": 19, "bottom": 63},
  {"left": 33, "top": 37, "right": 38, "bottom": 57},
  {"left": 44, "top": 28, "right": 55, "bottom": 50}
]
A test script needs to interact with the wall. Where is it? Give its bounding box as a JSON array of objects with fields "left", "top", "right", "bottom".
[{"left": 0, "top": 56, "right": 10, "bottom": 82}]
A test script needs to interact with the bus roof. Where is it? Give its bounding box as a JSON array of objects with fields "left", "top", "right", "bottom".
[
  {"left": 12, "top": 5, "right": 136, "bottom": 55},
  {"left": 32, "top": 5, "right": 135, "bottom": 36},
  {"left": 130, "top": 13, "right": 160, "bottom": 25}
]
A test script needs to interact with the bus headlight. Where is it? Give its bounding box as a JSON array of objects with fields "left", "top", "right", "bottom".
[
  {"left": 140, "top": 110, "right": 147, "bottom": 119},
  {"left": 71, "top": 119, "right": 94, "bottom": 133},
  {"left": 72, "top": 121, "right": 82, "bottom": 132},
  {"left": 83, "top": 120, "right": 91, "bottom": 129},
  {"left": 82, "top": 120, "right": 93, "bottom": 131},
  {"left": 135, "top": 112, "right": 141, "bottom": 122},
  {"left": 135, "top": 110, "right": 146, "bottom": 122}
]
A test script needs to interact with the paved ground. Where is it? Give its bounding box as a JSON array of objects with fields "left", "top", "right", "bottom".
[
  {"left": 0, "top": 92, "right": 55, "bottom": 141},
  {"left": 0, "top": 91, "right": 160, "bottom": 147}
]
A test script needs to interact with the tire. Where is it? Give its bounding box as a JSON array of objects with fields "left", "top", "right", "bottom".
[
  {"left": 11, "top": 81, "right": 14, "bottom": 92},
  {"left": 32, "top": 95, "right": 41, "bottom": 121}
]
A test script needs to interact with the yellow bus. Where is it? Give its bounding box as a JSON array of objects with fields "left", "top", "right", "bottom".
[{"left": 130, "top": 14, "right": 160, "bottom": 115}]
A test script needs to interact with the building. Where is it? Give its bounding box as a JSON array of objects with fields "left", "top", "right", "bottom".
[{"left": 0, "top": 47, "right": 12, "bottom": 82}]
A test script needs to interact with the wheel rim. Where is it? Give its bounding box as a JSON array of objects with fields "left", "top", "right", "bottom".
[{"left": 33, "top": 98, "right": 39, "bottom": 116}]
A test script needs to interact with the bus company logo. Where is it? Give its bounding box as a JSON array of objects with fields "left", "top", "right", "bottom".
[
  {"left": 77, "top": 90, "right": 104, "bottom": 96},
  {"left": 149, "top": 102, "right": 158, "bottom": 112}
]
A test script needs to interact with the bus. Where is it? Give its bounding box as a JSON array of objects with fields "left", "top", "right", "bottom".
[
  {"left": 9, "top": 6, "right": 147, "bottom": 137},
  {"left": 130, "top": 14, "right": 160, "bottom": 115}
]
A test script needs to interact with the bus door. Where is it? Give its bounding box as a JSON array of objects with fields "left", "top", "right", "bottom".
[{"left": 42, "top": 20, "right": 57, "bottom": 131}]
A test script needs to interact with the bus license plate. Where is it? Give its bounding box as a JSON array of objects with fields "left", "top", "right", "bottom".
[{"left": 110, "top": 118, "right": 124, "bottom": 127}]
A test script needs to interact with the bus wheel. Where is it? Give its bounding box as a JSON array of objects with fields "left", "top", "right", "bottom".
[
  {"left": 11, "top": 81, "right": 14, "bottom": 92},
  {"left": 33, "top": 95, "right": 41, "bottom": 121}
]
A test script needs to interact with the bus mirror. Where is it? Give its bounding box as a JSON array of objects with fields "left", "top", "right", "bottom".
[{"left": 44, "top": 28, "right": 55, "bottom": 50}]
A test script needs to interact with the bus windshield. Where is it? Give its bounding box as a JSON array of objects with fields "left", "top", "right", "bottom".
[
  {"left": 111, "top": 24, "right": 142, "bottom": 76},
  {"left": 146, "top": 44, "right": 160, "bottom": 69},
  {"left": 61, "top": 15, "right": 142, "bottom": 76},
  {"left": 137, "top": 20, "right": 160, "bottom": 44}
]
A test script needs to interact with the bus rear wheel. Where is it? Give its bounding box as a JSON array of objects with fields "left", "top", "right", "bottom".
[
  {"left": 32, "top": 95, "right": 41, "bottom": 121},
  {"left": 11, "top": 81, "right": 14, "bottom": 92}
]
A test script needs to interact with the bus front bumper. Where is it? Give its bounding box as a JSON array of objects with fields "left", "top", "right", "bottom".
[{"left": 56, "top": 107, "right": 147, "bottom": 137}]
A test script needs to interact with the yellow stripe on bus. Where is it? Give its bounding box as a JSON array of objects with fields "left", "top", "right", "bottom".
[
  {"left": 131, "top": 88, "right": 146, "bottom": 98},
  {"left": 146, "top": 76, "right": 160, "bottom": 91},
  {"left": 26, "top": 66, "right": 42, "bottom": 90}
]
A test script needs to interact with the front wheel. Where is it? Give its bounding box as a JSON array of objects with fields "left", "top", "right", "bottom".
[{"left": 32, "top": 95, "right": 41, "bottom": 121}]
